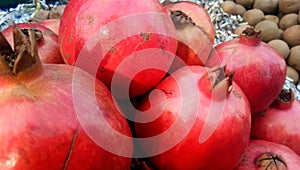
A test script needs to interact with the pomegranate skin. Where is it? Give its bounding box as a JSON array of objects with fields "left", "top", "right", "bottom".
[
  {"left": 251, "top": 98, "right": 300, "bottom": 156},
  {"left": 2, "top": 23, "right": 64, "bottom": 64},
  {"left": 235, "top": 140, "right": 300, "bottom": 170},
  {"left": 134, "top": 66, "right": 251, "bottom": 169},
  {"left": 59, "top": 0, "right": 177, "bottom": 98},
  {"left": 0, "top": 64, "right": 133, "bottom": 169},
  {"left": 214, "top": 28, "right": 286, "bottom": 113}
]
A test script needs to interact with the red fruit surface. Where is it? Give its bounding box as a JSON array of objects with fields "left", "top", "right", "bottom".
[
  {"left": 134, "top": 66, "right": 251, "bottom": 169},
  {"left": 251, "top": 89, "right": 300, "bottom": 156},
  {"left": 235, "top": 140, "right": 300, "bottom": 169},
  {"left": 39, "top": 19, "right": 60, "bottom": 35},
  {"left": 0, "top": 28, "right": 132, "bottom": 169},
  {"left": 213, "top": 27, "right": 287, "bottom": 113},
  {"left": 59, "top": 0, "right": 177, "bottom": 98},
  {"left": 2, "top": 23, "right": 63, "bottom": 64}
]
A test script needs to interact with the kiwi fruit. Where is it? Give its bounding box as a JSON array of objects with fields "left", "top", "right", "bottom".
[
  {"left": 286, "top": 66, "right": 299, "bottom": 84},
  {"left": 49, "top": 5, "right": 66, "bottom": 19},
  {"left": 253, "top": 0, "right": 279, "bottom": 14},
  {"left": 255, "top": 20, "right": 280, "bottom": 42},
  {"left": 242, "top": 9, "right": 265, "bottom": 26},
  {"left": 265, "top": 15, "right": 280, "bottom": 25},
  {"left": 279, "top": 13, "right": 299, "bottom": 30},
  {"left": 268, "top": 39, "right": 290, "bottom": 59},
  {"left": 235, "top": 4, "right": 247, "bottom": 16},
  {"left": 283, "top": 25, "right": 300, "bottom": 47},
  {"left": 279, "top": 0, "right": 300, "bottom": 14},
  {"left": 221, "top": 1, "right": 246, "bottom": 15},
  {"left": 235, "top": 0, "right": 254, "bottom": 9},
  {"left": 33, "top": 9, "right": 50, "bottom": 20},
  {"left": 287, "top": 45, "right": 300, "bottom": 71}
]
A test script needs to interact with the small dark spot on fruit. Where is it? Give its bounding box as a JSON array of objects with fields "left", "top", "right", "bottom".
[
  {"left": 109, "top": 46, "right": 116, "bottom": 53},
  {"left": 232, "top": 90, "right": 241, "bottom": 98},
  {"left": 100, "top": 67, "right": 105, "bottom": 73},
  {"left": 65, "top": 53, "right": 70, "bottom": 59},
  {"left": 88, "top": 16, "right": 94, "bottom": 25},
  {"left": 140, "top": 33, "right": 151, "bottom": 41},
  {"left": 69, "top": 35, "right": 73, "bottom": 43}
]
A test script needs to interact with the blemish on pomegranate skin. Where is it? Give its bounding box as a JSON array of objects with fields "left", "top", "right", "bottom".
[
  {"left": 140, "top": 33, "right": 151, "bottom": 41},
  {"left": 68, "top": 35, "right": 73, "bottom": 43},
  {"left": 65, "top": 53, "right": 70, "bottom": 59},
  {"left": 88, "top": 16, "right": 94, "bottom": 25},
  {"left": 232, "top": 90, "right": 241, "bottom": 99}
]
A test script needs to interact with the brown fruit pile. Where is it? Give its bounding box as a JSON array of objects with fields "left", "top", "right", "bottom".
[{"left": 222, "top": 0, "right": 300, "bottom": 85}]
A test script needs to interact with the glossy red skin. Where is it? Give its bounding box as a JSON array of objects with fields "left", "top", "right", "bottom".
[
  {"left": 251, "top": 100, "right": 300, "bottom": 156},
  {"left": 2, "top": 23, "right": 64, "bottom": 64},
  {"left": 39, "top": 19, "right": 60, "bottom": 35},
  {"left": 164, "top": 1, "right": 215, "bottom": 43},
  {"left": 235, "top": 140, "right": 300, "bottom": 169},
  {"left": 59, "top": 0, "right": 177, "bottom": 98},
  {"left": 0, "top": 64, "right": 132, "bottom": 169},
  {"left": 214, "top": 34, "right": 287, "bottom": 114},
  {"left": 134, "top": 66, "right": 251, "bottom": 169}
]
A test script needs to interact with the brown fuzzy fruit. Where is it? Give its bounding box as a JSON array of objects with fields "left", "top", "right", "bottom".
[
  {"left": 221, "top": 1, "right": 246, "bottom": 15},
  {"left": 287, "top": 66, "right": 299, "bottom": 84},
  {"left": 265, "top": 15, "right": 280, "bottom": 25},
  {"left": 283, "top": 25, "right": 300, "bottom": 47},
  {"left": 268, "top": 39, "right": 290, "bottom": 59},
  {"left": 279, "top": 13, "right": 299, "bottom": 30},
  {"left": 288, "top": 45, "right": 300, "bottom": 71},
  {"left": 242, "top": 9, "right": 265, "bottom": 26},
  {"left": 49, "top": 5, "right": 66, "bottom": 19},
  {"left": 279, "top": 0, "right": 300, "bottom": 14},
  {"left": 255, "top": 20, "right": 280, "bottom": 42},
  {"left": 253, "top": 0, "right": 279, "bottom": 14},
  {"left": 235, "top": 0, "right": 254, "bottom": 9}
]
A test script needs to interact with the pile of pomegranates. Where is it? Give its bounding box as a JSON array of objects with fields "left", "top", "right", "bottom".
[{"left": 1, "top": 0, "right": 298, "bottom": 169}]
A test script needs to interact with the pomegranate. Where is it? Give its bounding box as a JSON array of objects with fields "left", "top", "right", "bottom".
[
  {"left": 134, "top": 66, "right": 251, "bottom": 169},
  {"left": 59, "top": 0, "right": 177, "bottom": 98},
  {"left": 163, "top": 0, "right": 215, "bottom": 43},
  {"left": 251, "top": 89, "right": 300, "bottom": 156},
  {"left": 0, "top": 27, "right": 132, "bottom": 169},
  {"left": 166, "top": 9, "right": 216, "bottom": 73},
  {"left": 36, "top": 19, "right": 60, "bottom": 35},
  {"left": 2, "top": 23, "right": 63, "bottom": 64},
  {"left": 212, "top": 27, "right": 287, "bottom": 114},
  {"left": 235, "top": 140, "right": 300, "bottom": 169}
]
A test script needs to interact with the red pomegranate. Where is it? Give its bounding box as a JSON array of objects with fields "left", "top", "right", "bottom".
[
  {"left": 235, "top": 140, "right": 300, "bottom": 170},
  {"left": 134, "top": 66, "right": 251, "bottom": 169},
  {"left": 212, "top": 27, "right": 287, "bottom": 113},
  {"left": 251, "top": 89, "right": 300, "bottom": 156},
  {"left": 0, "top": 27, "right": 132, "bottom": 169},
  {"left": 2, "top": 23, "right": 63, "bottom": 64},
  {"left": 59, "top": 0, "right": 178, "bottom": 98}
]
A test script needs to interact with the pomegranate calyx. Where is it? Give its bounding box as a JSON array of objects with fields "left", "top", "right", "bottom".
[
  {"left": 254, "top": 152, "right": 287, "bottom": 170},
  {"left": 242, "top": 27, "right": 261, "bottom": 37},
  {"left": 0, "top": 26, "right": 40, "bottom": 75},
  {"left": 239, "top": 27, "right": 262, "bottom": 46},
  {"left": 170, "top": 10, "right": 195, "bottom": 29},
  {"left": 200, "top": 65, "right": 234, "bottom": 100},
  {"left": 270, "top": 89, "right": 294, "bottom": 110}
]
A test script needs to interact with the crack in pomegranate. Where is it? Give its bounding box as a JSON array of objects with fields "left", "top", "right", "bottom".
[{"left": 62, "top": 127, "right": 79, "bottom": 170}]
